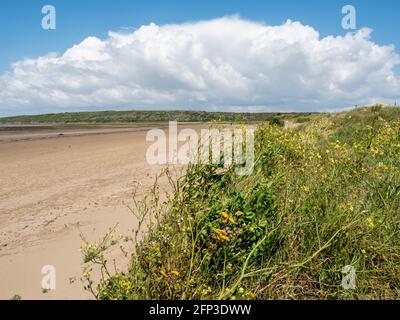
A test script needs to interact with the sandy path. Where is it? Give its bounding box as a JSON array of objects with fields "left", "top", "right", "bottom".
[{"left": 0, "top": 125, "right": 196, "bottom": 299}]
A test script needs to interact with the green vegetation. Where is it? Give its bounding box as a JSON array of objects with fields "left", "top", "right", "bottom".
[
  {"left": 81, "top": 105, "right": 400, "bottom": 300},
  {"left": 269, "top": 117, "right": 285, "bottom": 127},
  {"left": 295, "top": 116, "right": 311, "bottom": 123},
  {"left": 0, "top": 110, "right": 315, "bottom": 124}
]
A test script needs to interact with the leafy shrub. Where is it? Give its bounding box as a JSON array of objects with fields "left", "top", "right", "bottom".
[
  {"left": 82, "top": 106, "right": 400, "bottom": 300},
  {"left": 269, "top": 117, "right": 285, "bottom": 127}
]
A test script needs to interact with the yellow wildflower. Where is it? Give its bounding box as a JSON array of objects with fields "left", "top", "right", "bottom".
[
  {"left": 346, "top": 203, "right": 354, "bottom": 212},
  {"left": 220, "top": 211, "right": 236, "bottom": 224},
  {"left": 170, "top": 270, "right": 180, "bottom": 277},
  {"left": 160, "top": 270, "right": 168, "bottom": 278},
  {"left": 213, "top": 228, "right": 230, "bottom": 242},
  {"left": 366, "top": 217, "right": 375, "bottom": 229},
  {"left": 219, "top": 212, "right": 229, "bottom": 223},
  {"left": 202, "top": 287, "right": 212, "bottom": 296},
  {"left": 300, "top": 185, "right": 310, "bottom": 193}
]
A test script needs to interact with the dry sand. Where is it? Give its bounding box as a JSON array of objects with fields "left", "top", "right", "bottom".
[{"left": 0, "top": 124, "right": 200, "bottom": 300}]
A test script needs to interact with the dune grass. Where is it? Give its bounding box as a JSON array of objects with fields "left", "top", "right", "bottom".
[{"left": 81, "top": 105, "right": 400, "bottom": 300}]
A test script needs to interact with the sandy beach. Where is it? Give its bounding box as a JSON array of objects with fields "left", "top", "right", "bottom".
[{"left": 0, "top": 124, "right": 198, "bottom": 299}]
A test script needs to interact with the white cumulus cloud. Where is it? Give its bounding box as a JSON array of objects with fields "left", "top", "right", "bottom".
[{"left": 0, "top": 16, "right": 399, "bottom": 115}]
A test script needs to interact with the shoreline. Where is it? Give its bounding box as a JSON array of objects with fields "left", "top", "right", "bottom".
[{"left": 0, "top": 122, "right": 206, "bottom": 143}]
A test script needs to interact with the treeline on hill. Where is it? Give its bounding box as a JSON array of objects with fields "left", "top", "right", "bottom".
[
  {"left": 81, "top": 105, "right": 400, "bottom": 300},
  {"left": 0, "top": 110, "right": 316, "bottom": 124}
]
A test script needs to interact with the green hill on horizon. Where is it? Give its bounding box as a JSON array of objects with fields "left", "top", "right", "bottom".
[{"left": 0, "top": 109, "right": 317, "bottom": 124}]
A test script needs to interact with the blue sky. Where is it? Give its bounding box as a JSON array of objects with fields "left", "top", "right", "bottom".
[
  {"left": 1, "top": 0, "right": 399, "bottom": 72},
  {"left": 0, "top": 0, "right": 399, "bottom": 115}
]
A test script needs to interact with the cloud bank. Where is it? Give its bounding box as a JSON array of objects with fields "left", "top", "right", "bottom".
[{"left": 1, "top": 16, "right": 399, "bottom": 115}]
